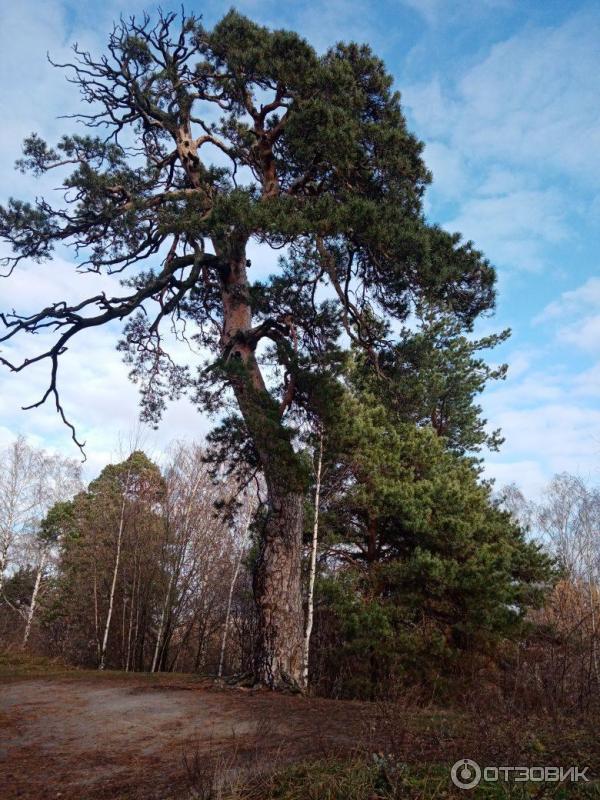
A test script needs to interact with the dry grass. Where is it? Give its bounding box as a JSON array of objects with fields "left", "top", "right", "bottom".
[{"left": 1, "top": 656, "right": 599, "bottom": 800}]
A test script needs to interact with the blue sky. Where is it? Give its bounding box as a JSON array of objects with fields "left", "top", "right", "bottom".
[{"left": 0, "top": 0, "right": 598, "bottom": 496}]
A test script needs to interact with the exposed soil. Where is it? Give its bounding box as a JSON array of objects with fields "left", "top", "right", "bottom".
[
  {"left": 0, "top": 674, "right": 382, "bottom": 800},
  {"left": 4, "top": 673, "right": 597, "bottom": 799}
]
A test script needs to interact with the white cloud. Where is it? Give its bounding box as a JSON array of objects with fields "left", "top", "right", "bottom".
[
  {"left": 481, "top": 353, "right": 600, "bottom": 499},
  {"left": 0, "top": 317, "right": 214, "bottom": 482},
  {"left": 0, "top": 250, "right": 215, "bottom": 481},
  {"left": 484, "top": 399, "right": 600, "bottom": 499},
  {"left": 484, "top": 459, "right": 548, "bottom": 500},
  {"left": 403, "top": 10, "right": 600, "bottom": 278},
  {"left": 422, "top": 140, "right": 469, "bottom": 201},
  {"left": 536, "top": 277, "right": 600, "bottom": 322},
  {"left": 491, "top": 403, "right": 600, "bottom": 462},
  {"left": 558, "top": 316, "right": 600, "bottom": 354},
  {"left": 398, "top": 0, "right": 513, "bottom": 27},
  {"left": 444, "top": 187, "right": 567, "bottom": 271},
  {"left": 503, "top": 348, "right": 536, "bottom": 381},
  {"left": 407, "top": 11, "right": 600, "bottom": 183},
  {"left": 572, "top": 363, "right": 600, "bottom": 398},
  {"left": 534, "top": 277, "right": 600, "bottom": 353}
]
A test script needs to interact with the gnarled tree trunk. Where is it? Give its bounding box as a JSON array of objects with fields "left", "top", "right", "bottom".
[
  {"left": 253, "top": 485, "right": 304, "bottom": 689},
  {"left": 217, "top": 243, "right": 306, "bottom": 689}
]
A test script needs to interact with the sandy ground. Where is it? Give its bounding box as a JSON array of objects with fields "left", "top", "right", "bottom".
[{"left": 0, "top": 676, "right": 373, "bottom": 799}]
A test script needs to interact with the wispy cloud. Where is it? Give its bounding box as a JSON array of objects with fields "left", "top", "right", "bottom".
[
  {"left": 445, "top": 187, "right": 568, "bottom": 271},
  {"left": 405, "top": 10, "right": 600, "bottom": 183},
  {"left": 534, "top": 277, "right": 600, "bottom": 353},
  {"left": 403, "top": 9, "right": 599, "bottom": 280},
  {"left": 536, "top": 277, "right": 600, "bottom": 323},
  {"left": 397, "top": 0, "right": 514, "bottom": 27},
  {"left": 483, "top": 360, "right": 600, "bottom": 496}
]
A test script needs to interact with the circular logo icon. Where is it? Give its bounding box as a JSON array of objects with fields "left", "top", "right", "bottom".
[{"left": 451, "top": 758, "right": 482, "bottom": 790}]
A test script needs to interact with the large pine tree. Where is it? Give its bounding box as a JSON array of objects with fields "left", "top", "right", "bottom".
[{"left": 0, "top": 10, "right": 496, "bottom": 688}]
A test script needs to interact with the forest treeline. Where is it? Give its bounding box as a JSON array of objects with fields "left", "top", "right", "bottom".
[{"left": 2, "top": 420, "right": 599, "bottom": 711}]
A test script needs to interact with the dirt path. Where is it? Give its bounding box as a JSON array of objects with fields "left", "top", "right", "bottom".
[{"left": 0, "top": 676, "right": 373, "bottom": 799}]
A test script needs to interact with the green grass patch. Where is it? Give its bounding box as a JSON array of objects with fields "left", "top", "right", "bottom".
[
  {"left": 0, "top": 649, "right": 210, "bottom": 686},
  {"left": 213, "top": 757, "right": 600, "bottom": 800},
  {"left": 0, "top": 649, "right": 74, "bottom": 679}
]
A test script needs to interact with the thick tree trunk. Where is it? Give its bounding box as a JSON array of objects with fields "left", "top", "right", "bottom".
[
  {"left": 253, "top": 486, "right": 304, "bottom": 689},
  {"left": 216, "top": 242, "right": 307, "bottom": 690}
]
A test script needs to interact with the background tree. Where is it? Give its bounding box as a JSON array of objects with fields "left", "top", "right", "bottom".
[
  {"left": 490, "top": 474, "right": 600, "bottom": 714},
  {"left": 21, "top": 501, "right": 72, "bottom": 648},
  {"left": 152, "top": 442, "right": 231, "bottom": 674},
  {"left": 0, "top": 439, "right": 81, "bottom": 645},
  {"left": 0, "top": 438, "right": 43, "bottom": 598},
  {"left": 351, "top": 310, "right": 509, "bottom": 458},
  {"left": 52, "top": 451, "right": 165, "bottom": 668},
  {"left": 42, "top": 444, "right": 242, "bottom": 673},
  {"left": 307, "top": 391, "right": 554, "bottom": 698},
  {"left": 0, "top": 10, "right": 498, "bottom": 688}
]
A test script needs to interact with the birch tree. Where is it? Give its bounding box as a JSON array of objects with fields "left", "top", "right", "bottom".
[
  {"left": 302, "top": 429, "right": 323, "bottom": 687},
  {"left": 151, "top": 443, "right": 228, "bottom": 672},
  {"left": 0, "top": 438, "right": 41, "bottom": 596},
  {"left": 536, "top": 474, "right": 600, "bottom": 687},
  {"left": 21, "top": 550, "right": 46, "bottom": 648},
  {"left": 218, "top": 490, "right": 255, "bottom": 678},
  {"left": 99, "top": 479, "right": 128, "bottom": 670},
  {"left": 0, "top": 440, "right": 80, "bottom": 646}
]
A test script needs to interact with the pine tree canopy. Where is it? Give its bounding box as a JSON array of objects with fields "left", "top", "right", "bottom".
[
  {"left": 0, "top": 9, "right": 497, "bottom": 449},
  {"left": 312, "top": 392, "right": 555, "bottom": 695}
]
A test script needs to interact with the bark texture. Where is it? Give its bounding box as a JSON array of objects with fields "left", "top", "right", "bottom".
[
  {"left": 253, "top": 487, "right": 304, "bottom": 689},
  {"left": 218, "top": 246, "right": 306, "bottom": 690}
]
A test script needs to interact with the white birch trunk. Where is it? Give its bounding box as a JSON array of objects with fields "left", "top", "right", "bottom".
[
  {"left": 22, "top": 550, "right": 46, "bottom": 648},
  {"left": 218, "top": 551, "right": 243, "bottom": 679},
  {"left": 151, "top": 570, "right": 174, "bottom": 673},
  {"left": 99, "top": 486, "right": 128, "bottom": 670},
  {"left": 218, "top": 498, "right": 253, "bottom": 679},
  {"left": 302, "top": 431, "right": 323, "bottom": 688},
  {"left": 151, "top": 470, "right": 204, "bottom": 673}
]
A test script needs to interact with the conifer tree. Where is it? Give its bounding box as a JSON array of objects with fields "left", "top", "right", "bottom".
[
  {"left": 0, "top": 10, "right": 496, "bottom": 687},
  {"left": 314, "top": 392, "right": 554, "bottom": 696}
]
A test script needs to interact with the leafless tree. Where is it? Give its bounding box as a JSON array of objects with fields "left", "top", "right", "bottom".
[
  {"left": 218, "top": 489, "right": 255, "bottom": 679},
  {"left": 0, "top": 439, "right": 81, "bottom": 645}
]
